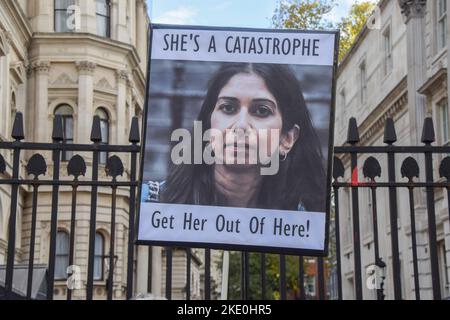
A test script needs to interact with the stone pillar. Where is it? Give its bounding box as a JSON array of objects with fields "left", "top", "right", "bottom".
[
  {"left": 151, "top": 247, "right": 162, "bottom": 296},
  {"left": 116, "top": 70, "right": 129, "bottom": 145},
  {"left": 110, "top": 0, "right": 118, "bottom": 40},
  {"left": 135, "top": 246, "right": 149, "bottom": 295},
  {"left": 130, "top": 0, "right": 136, "bottom": 45},
  {"left": 26, "top": 65, "right": 36, "bottom": 142},
  {"left": 79, "top": 0, "right": 97, "bottom": 34},
  {"left": 76, "top": 61, "right": 96, "bottom": 144},
  {"left": 32, "top": 0, "right": 52, "bottom": 33},
  {"left": 398, "top": 0, "right": 427, "bottom": 145},
  {"left": 136, "top": 0, "right": 147, "bottom": 66},
  {"left": 398, "top": 0, "right": 428, "bottom": 300},
  {"left": 114, "top": 0, "right": 129, "bottom": 43},
  {"left": 33, "top": 61, "right": 50, "bottom": 142}
]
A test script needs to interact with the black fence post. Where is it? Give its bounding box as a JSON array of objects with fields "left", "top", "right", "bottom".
[
  {"left": 384, "top": 118, "right": 402, "bottom": 300},
  {"left": 333, "top": 157, "right": 345, "bottom": 300},
  {"left": 47, "top": 115, "right": 64, "bottom": 300},
  {"left": 347, "top": 118, "right": 363, "bottom": 300},
  {"left": 4, "top": 113, "right": 24, "bottom": 299},
  {"left": 421, "top": 118, "right": 441, "bottom": 300},
  {"left": 86, "top": 116, "right": 101, "bottom": 300},
  {"left": 127, "top": 116, "right": 140, "bottom": 300},
  {"left": 402, "top": 157, "right": 421, "bottom": 300},
  {"left": 67, "top": 155, "right": 86, "bottom": 300}
]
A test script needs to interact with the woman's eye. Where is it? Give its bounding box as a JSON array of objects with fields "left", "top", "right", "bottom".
[
  {"left": 252, "top": 105, "right": 273, "bottom": 117},
  {"left": 219, "top": 104, "right": 238, "bottom": 114}
]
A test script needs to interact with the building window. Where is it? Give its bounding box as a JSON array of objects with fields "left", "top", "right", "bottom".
[
  {"left": 55, "top": 105, "right": 74, "bottom": 161},
  {"left": 55, "top": 231, "right": 70, "bottom": 280},
  {"left": 439, "top": 100, "right": 450, "bottom": 146},
  {"left": 96, "top": 108, "right": 109, "bottom": 164},
  {"left": 55, "top": 0, "right": 76, "bottom": 32},
  {"left": 94, "top": 232, "right": 105, "bottom": 281},
  {"left": 339, "top": 89, "right": 346, "bottom": 129},
  {"left": 359, "top": 61, "right": 367, "bottom": 104},
  {"left": 10, "top": 92, "right": 16, "bottom": 133},
  {"left": 437, "top": 0, "right": 448, "bottom": 52},
  {"left": 438, "top": 240, "right": 450, "bottom": 298},
  {"left": 96, "top": 0, "right": 111, "bottom": 38},
  {"left": 383, "top": 26, "right": 392, "bottom": 75}
]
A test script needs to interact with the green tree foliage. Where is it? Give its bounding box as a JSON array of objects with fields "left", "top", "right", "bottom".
[
  {"left": 272, "top": 0, "right": 377, "bottom": 61},
  {"left": 272, "top": 0, "right": 336, "bottom": 30},
  {"left": 227, "top": 252, "right": 310, "bottom": 300},
  {"left": 337, "top": 1, "right": 376, "bottom": 60}
]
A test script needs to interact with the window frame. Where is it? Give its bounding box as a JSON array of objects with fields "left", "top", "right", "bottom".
[
  {"left": 94, "top": 232, "right": 105, "bottom": 281},
  {"left": 439, "top": 99, "right": 450, "bottom": 146},
  {"left": 55, "top": 231, "right": 70, "bottom": 280},
  {"left": 359, "top": 60, "right": 367, "bottom": 105},
  {"left": 96, "top": 0, "right": 111, "bottom": 38},
  {"left": 54, "top": 0, "right": 76, "bottom": 33},
  {"left": 95, "top": 108, "right": 110, "bottom": 165},
  {"left": 382, "top": 25, "right": 393, "bottom": 76},
  {"left": 437, "top": 0, "right": 448, "bottom": 52},
  {"left": 55, "top": 104, "right": 74, "bottom": 162}
]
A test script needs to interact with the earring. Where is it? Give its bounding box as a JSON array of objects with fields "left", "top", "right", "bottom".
[{"left": 280, "top": 151, "right": 288, "bottom": 162}]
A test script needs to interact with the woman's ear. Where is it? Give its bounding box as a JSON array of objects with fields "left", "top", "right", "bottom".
[{"left": 280, "top": 124, "right": 300, "bottom": 154}]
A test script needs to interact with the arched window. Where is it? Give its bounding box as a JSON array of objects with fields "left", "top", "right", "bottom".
[
  {"left": 96, "top": 0, "right": 111, "bottom": 38},
  {"left": 55, "top": 0, "right": 76, "bottom": 32},
  {"left": 55, "top": 231, "right": 70, "bottom": 280},
  {"left": 96, "top": 108, "right": 109, "bottom": 164},
  {"left": 55, "top": 105, "right": 74, "bottom": 161},
  {"left": 94, "top": 232, "right": 105, "bottom": 281}
]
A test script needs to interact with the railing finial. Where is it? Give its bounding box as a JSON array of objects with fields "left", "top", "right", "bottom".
[
  {"left": 421, "top": 117, "right": 435, "bottom": 144},
  {"left": 129, "top": 116, "right": 140, "bottom": 144},
  {"left": 90, "top": 115, "right": 102, "bottom": 143},
  {"left": 11, "top": 112, "right": 25, "bottom": 141},
  {"left": 346, "top": 117, "right": 360, "bottom": 145},
  {"left": 383, "top": 118, "right": 397, "bottom": 145},
  {"left": 52, "top": 115, "right": 64, "bottom": 142}
]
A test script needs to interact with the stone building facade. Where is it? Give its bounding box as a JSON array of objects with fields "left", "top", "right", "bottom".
[
  {"left": 335, "top": 0, "right": 450, "bottom": 299},
  {"left": 0, "top": 0, "right": 151, "bottom": 299},
  {"left": 0, "top": 0, "right": 223, "bottom": 301}
]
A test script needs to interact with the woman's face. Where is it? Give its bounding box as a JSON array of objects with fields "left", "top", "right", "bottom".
[{"left": 210, "top": 72, "right": 283, "bottom": 166}]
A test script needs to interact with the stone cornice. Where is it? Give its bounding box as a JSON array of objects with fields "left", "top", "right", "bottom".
[
  {"left": 76, "top": 61, "right": 97, "bottom": 74},
  {"left": 340, "top": 77, "right": 409, "bottom": 149},
  {"left": 116, "top": 69, "right": 130, "bottom": 82},
  {"left": 0, "top": 0, "right": 32, "bottom": 59},
  {"left": 32, "top": 60, "right": 51, "bottom": 74},
  {"left": 418, "top": 68, "right": 447, "bottom": 96},
  {"left": 398, "top": 0, "right": 427, "bottom": 22},
  {"left": 31, "top": 33, "right": 146, "bottom": 90},
  {"left": 0, "top": 27, "right": 12, "bottom": 56},
  {"left": 360, "top": 92, "right": 408, "bottom": 145}
]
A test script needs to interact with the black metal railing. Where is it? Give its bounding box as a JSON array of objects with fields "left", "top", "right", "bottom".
[
  {"left": 0, "top": 112, "right": 140, "bottom": 300},
  {"left": 333, "top": 117, "right": 450, "bottom": 300},
  {"left": 1, "top": 113, "right": 449, "bottom": 300}
]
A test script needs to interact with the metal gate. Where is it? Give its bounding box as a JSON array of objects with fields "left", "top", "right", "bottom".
[{"left": 0, "top": 113, "right": 449, "bottom": 300}]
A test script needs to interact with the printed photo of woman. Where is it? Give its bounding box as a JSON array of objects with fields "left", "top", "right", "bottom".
[{"left": 142, "top": 62, "right": 326, "bottom": 213}]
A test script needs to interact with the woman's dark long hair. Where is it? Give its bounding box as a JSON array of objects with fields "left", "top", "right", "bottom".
[{"left": 161, "top": 63, "right": 326, "bottom": 212}]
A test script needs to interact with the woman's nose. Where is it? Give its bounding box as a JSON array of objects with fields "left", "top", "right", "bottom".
[{"left": 232, "top": 108, "right": 252, "bottom": 131}]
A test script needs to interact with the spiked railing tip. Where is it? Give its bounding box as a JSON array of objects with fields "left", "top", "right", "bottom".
[
  {"left": 52, "top": 115, "right": 64, "bottom": 142},
  {"left": 90, "top": 116, "right": 102, "bottom": 143},
  {"left": 421, "top": 117, "right": 435, "bottom": 144},
  {"left": 129, "top": 117, "right": 140, "bottom": 144},
  {"left": 11, "top": 112, "right": 25, "bottom": 141},
  {"left": 346, "top": 117, "right": 360, "bottom": 145},
  {"left": 383, "top": 118, "right": 397, "bottom": 144}
]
